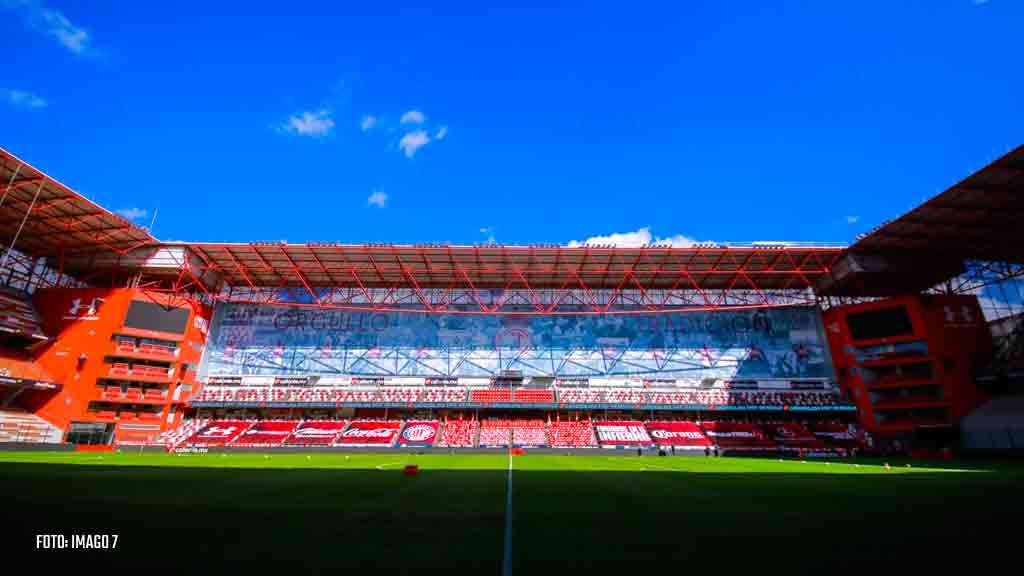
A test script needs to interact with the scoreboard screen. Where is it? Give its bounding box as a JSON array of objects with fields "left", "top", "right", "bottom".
[{"left": 845, "top": 306, "right": 914, "bottom": 341}]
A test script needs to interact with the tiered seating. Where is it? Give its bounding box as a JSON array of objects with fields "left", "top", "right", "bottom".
[
  {"left": 510, "top": 420, "right": 547, "bottom": 447},
  {"left": 513, "top": 389, "right": 554, "bottom": 403},
  {"left": 284, "top": 420, "right": 347, "bottom": 445},
  {"left": 420, "top": 387, "right": 469, "bottom": 403},
  {"left": 335, "top": 420, "right": 401, "bottom": 446},
  {"left": 644, "top": 421, "right": 712, "bottom": 449},
  {"left": 185, "top": 420, "right": 252, "bottom": 446},
  {"left": 138, "top": 339, "right": 176, "bottom": 358},
  {"left": 478, "top": 420, "right": 511, "bottom": 447},
  {"left": 555, "top": 388, "right": 605, "bottom": 404},
  {"left": 0, "top": 288, "right": 46, "bottom": 340},
  {"left": 699, "top": 422, "right": 775, "bottom": 451},
  {"left": 475, "top": 419, "right": 549, "bottom": 447},
  {"left": 337, "top": 389, "right": 378, "bottom": 402},
  {"left": 0, "top": 351, "right": 57, "bottom": 384},
  {"left": 231, "top": 421, "right": 299, "bottom": 446},
  {"left": 547, "top": 420, "right": 596, "bottom": 447},
  {"left": 605, "top": 389, "right": 645, "bottom": 404},
  {"left": 152, "top": 418, "right": 209, "bottom": 448},
  {"left": 438, "top": 419, "right": 477, "bottom": 447},
  {"left": 594, "top": 420, "right": 653, "bottom": 447},
  {"left": 377, "top": 387, "right": 419, "bottom": 403},
  {"left": 0, "top": 409, "right": 62, "bottom": 443},
  {"left": 471, "top": 389, "right": 512, "bottom": 403}
]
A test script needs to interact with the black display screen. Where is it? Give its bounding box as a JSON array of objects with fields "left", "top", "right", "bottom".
[
  {"left": 123, "top": 301, "right": 190, "bottom": 334},
  {"left": 846, "top": 306, "right": 914, "bottom": 341}
]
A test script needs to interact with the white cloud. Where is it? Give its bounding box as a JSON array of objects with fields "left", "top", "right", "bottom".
[
  {"left": 399, "top": 130, "right": 430, "bottom": 157},
  {"left": 400, "top": 109, "right": 425, "bottom": 124},
  {"left": 360, "top": 115, "right": 377, "bottom": 131},
  {"left": 479, "top": 227, "right": 492, "bottom": 234},
  {"left": 3, "top": 88, "right": 47, "bottom": 109},
  {"left": 567, "top": 227, "right": 698, "bottom": 248},
  {"left": 115, "top": 207, "right": 149, "bottom": 221},
  {"left": 367, "top": 190, "right": 388, "bottom": 208},
  {"left": 846, "top": 216, "right": 859, "bottom": 224},
  {"left": 435, "top": 126, "right": 448, "bottom": 140},
  {"left": 281, "top": 109, "right": 334, "bottom": 137},
  {"left": 3, "top": 1, "right": 93, "bottom": 55}
]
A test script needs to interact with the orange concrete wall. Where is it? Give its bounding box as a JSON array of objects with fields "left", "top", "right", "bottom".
[
  {"left": 19, "top": 288, "right": 211, "bottom": 441},
  {"left": 823, "top": 294, "right": 990, "bottom": 434}
]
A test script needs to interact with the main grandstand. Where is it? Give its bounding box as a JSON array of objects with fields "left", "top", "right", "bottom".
[{"left": 1, "top": 144, "right": 1022, "bottom": 457}]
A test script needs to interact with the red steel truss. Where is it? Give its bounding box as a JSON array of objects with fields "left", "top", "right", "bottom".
[{"left": 136, "top": 243, "right": 843, "bottom": 315}]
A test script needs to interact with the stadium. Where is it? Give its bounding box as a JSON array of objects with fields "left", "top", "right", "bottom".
[{"left": 2, "top": 143, "right": 1023, "bottom": 572}]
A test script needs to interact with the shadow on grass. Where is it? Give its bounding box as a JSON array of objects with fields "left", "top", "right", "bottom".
[{"left": 1, "top": 462, "right": 1021, "bottom": 574}]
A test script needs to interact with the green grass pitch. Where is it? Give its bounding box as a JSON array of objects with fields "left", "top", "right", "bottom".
[{"left": 2, "top": 451, "right": 1022, "bottom": 574}]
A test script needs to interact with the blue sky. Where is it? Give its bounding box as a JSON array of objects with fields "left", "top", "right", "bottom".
[{"left": 2, "top": 0, "right": 1021, "bottom": 246}]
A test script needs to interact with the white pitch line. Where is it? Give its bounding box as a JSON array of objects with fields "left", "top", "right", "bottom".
[
  {"left": 502, "top": 448, "right": 513, "bottom": 576},
  {"left": 374, "top": 462, "right": 404, "bottom": 471}
]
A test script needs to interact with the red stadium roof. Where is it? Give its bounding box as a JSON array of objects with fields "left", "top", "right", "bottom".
[
  {"left": 4, "top": 143, "right": 1021, "bottom": 307},
  {"left": 819, "top": 144, "right": 1024, "bottom": 296},
  {"left": 185, "top": 242, "right": 843, "bottom": 291},
  {"left": 0, "top": 147, "right": 156, "bottom": 259},
  {"left": 850, "top": 144, "right": 1023, "bottom": 262}
]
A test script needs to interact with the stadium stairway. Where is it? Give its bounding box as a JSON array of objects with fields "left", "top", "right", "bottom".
[{"left": 0, "top": 409, "right": 63, "bottom": 443}]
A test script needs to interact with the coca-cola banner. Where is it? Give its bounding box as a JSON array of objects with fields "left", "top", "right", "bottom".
[
  {"left": 645, "top": 422, "right": 712, "bottom": 448},
  {"left": 595, "top": 421, "right": 653, "bottom": 447},
  {"left": 398, "top": 421, "right": 439, "bottom": 446},
  {"left": 336, "top": 420, "right": 401, "bottom": 446},
  {"left": 284, "top": 421, "right": 347, "bottom": 445}
]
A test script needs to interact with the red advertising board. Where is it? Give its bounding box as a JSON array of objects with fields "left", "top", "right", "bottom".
[
  {"left": 645, "top": 421, "right": 712, "bottom": 448},
  {"left": 594, "top": 421, "right": 653, "bottom": 447},
  {"left": 284, "top": 421, "right": 347, "bottom": 445},
  {"left": 397, "top": 421, "right": 439, "bottom": 446},
  {"left": 336, "top": 420, "right": 401, "bottom": 446},
  {"left": 232, "top": 421, "right": 299, "bottom": 447}
]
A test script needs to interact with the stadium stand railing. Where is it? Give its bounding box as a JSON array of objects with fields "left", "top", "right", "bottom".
[{"left": 190, "top": 384, "right": 847, "bottom": 410}]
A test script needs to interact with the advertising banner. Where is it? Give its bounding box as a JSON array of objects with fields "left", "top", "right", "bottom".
[
  {"left": 397, "top": 421, "right": 439, "bottom": 446},
  {"left": 645, "top": 422, "right": 712, "bottom": 448},
  {"left": 335, "top": 420, "right": 401, "bottom": 446}
]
